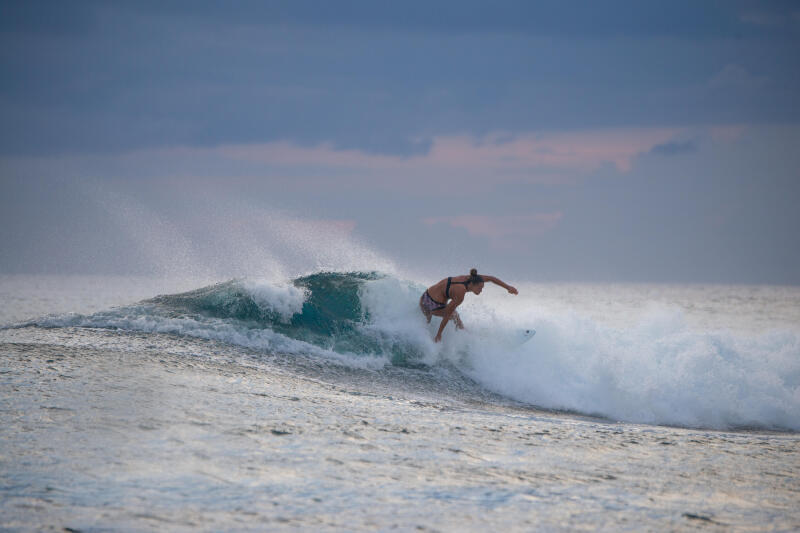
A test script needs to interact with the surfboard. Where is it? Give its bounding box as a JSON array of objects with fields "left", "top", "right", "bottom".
[
  {"left": 438, "top": 326, "right": 535, "bottom": 348},
  {"left": 472, "top": 327, "right": 536, "bottom": 347},
  {"left": 517, "top": 328, "right": 536, "bottom": 345}
]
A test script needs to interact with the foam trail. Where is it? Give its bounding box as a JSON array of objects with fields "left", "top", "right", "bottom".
[
  {"left": 459, "top": 305, "right": 800, "bottom": 430},
  {"left": 343, "top": 279, "right": 800, "bottom": 430}
]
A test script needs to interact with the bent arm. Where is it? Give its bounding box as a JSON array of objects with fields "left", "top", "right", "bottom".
[{"left": 483, "top": 275, "right": 518, "bottom": 294}]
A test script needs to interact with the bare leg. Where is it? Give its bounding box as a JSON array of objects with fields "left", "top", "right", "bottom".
[{"left": 430, "top": 308, "right": 464, "bottom": 331}]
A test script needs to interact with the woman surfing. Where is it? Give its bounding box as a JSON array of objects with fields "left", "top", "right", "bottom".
[{"left": 419, "top": 268, "right": 518, "bottom": 342}]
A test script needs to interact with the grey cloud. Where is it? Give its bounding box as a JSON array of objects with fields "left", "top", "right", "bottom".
[
  {"left": 650, "top": 140, "right": 698, "bottom": 156},
  {"left": 2, "top": 1, "right": 761, "bottom": 39},
  {"left": 1, "top": 1, "right": 799, "bottom": 157}
]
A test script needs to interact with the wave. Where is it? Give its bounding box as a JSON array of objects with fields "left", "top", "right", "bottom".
[
  {"left": 21, "top": 271, "right": 800, "bottom": 431},
  {"left": 25, "top": 272, "right": 433, "bottom": 368},
  {"left": 146, "top": 271, "right": 430, "bottom": 362}
]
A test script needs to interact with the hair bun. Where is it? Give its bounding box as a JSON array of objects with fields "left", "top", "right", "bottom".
[{"left": 470, "top": 268, "right": 478, "bottom": 276}]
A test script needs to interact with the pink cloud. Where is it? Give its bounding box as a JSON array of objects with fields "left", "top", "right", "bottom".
[
  {"left": 423, "top": 212, "right": 563, "bottom": 249},
  {"left": 217, "top": 128, "right": 684, "bottom": 186},
  {"left": 422, "top": 129, "right": 681, "bottom": 173}
]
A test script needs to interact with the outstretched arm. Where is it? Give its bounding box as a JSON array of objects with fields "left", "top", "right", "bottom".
[
  {"left": 483, "top": 275, "right": 518, "bottom": 295},
  {"left": 434, "top": 295, "right": 463, "bottom": 342}
]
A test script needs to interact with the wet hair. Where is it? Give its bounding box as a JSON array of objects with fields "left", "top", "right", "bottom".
[{"left": 467, "top": 268, "right": 484, "bottom": 285}]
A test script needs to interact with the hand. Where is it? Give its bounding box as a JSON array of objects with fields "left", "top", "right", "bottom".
[
  {"left": 508, "top": 286, "right": 518, "bottom": 295},
  {"left": 434, "top": 333, "right": 442, "bottom": 343}
]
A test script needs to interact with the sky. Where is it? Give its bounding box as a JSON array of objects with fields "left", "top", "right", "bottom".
[{"left": 1, "top": 0, "right": 799, "bottom": 283}]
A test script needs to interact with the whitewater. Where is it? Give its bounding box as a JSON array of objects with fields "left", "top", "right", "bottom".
[{"left": 2, "top": 272, "right": 799, "bottom": 530}]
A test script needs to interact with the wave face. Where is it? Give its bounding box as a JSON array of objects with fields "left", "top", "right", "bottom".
[
  {"left": 30, "top": 272, "right": 431, "bottom": 367},
  {"left": 24, "top": 272, "right": 800, "bottom": 431},
  {"left": 147, "top": 271, "right": 426, "bottom": 361}
]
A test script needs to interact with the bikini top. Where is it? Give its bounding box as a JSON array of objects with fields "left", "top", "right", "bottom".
[{"left": 445, "top": 277, "right": 471, "bottom": 299}]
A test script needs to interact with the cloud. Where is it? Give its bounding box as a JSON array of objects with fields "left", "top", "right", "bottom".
[
  {"left": 708, "top": 64, "right": 769, "bottom": 92},
  {"left": 4, "top": 126, "right": 752, "bottom": 199},
  {"left": 0, "top": 126, "right": 690, "bottom": 199},
  {"left": 739, "top": 10, "right": 798, "bottom": 27},
  {"left": 649, "top": 140, "right": 697, "bottom": 156},
  {"left": 218, "top": 128, "right": 682, "bottom": 186},
  {"left": 423, "top": 212, "right": 563, "bottom": 249},
  {"left": 709, "top": 125, "right": 746, "bottom": 142},
  {"left": 3, "top": 3, "right": 797, "bottom": 158}
]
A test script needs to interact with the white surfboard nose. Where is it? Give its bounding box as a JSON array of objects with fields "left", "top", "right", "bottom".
[{"left": 514, "top": 328, "right": 536, "bottom": 346}]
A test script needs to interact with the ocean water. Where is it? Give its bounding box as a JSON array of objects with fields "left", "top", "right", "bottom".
[{"left": 1, "top": 273, "right": 799, "bottom": 531}]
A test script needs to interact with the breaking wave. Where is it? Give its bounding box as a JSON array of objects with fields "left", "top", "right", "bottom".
[{"left": 20, "top": 271, "right": 800, "bottom": 431}]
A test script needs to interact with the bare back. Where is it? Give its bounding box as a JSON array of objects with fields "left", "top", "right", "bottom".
[{"left": 426, "top": 275, "right": 471, "bottom": 304}]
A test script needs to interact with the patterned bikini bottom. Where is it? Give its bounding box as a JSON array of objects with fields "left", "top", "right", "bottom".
[{"left": 420, "top": 290, "right": 446, "bottom": 313}]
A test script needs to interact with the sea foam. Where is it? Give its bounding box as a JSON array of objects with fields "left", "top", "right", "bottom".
[
  {"left": 456, "top": 305, "right": 800, "bottom": 430},
  {"left": 363, "top": 277, "right": 800, "bottom": 431}
]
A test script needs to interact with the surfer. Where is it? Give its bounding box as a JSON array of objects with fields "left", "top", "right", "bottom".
[{"left": 420, "top": 268, "right": 518, "bottom": 342}]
